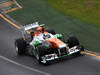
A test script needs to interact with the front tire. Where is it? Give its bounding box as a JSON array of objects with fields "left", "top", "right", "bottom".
[
  {"left": 67, "top": 35, "right": 79, "bottom": 48},
  {"left": 15, "top": 38, "right": 27, "bottom": 55}
]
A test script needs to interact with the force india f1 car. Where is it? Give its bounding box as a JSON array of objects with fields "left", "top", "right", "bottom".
[{"left": 15, "top": 22, "right": 84, "bottom": 64}]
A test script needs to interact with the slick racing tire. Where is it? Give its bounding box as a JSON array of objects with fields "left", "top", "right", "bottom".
[
  {"left": 67, "top": 35, "right": 79, "bottom": 48},
  {"left": 15, "top": 38, "right": 27, "bottom": 55}
]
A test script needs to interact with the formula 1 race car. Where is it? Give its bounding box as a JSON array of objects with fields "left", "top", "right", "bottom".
[{"left": 15, "top": 22, "right": 84, "bottom": 64}]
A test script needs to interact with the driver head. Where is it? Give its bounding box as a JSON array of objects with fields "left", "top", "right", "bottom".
[{"left": 36, "top": 26, "right": 45, "bottom": 32}]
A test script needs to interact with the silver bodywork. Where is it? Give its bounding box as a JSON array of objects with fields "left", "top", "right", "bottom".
[{"left": 21, "top": 22, "right": 45, "bottom": 40}]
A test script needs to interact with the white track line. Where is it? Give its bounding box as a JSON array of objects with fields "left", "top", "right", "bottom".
[{"left": 0, "top": 55, "right": 51, "bottom": 75}]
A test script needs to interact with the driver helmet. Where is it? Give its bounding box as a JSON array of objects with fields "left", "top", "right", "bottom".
[{"left": 36, "top": 26, "right": 45, "bottom": 32}]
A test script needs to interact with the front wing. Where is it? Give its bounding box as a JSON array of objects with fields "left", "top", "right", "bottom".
[{"left": 41, "top": 47, "right": 81, "bottom": 63}]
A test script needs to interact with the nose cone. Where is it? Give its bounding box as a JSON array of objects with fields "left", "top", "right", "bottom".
[{"left": 47, "top": 38, "right": 66, "bottom": 48}]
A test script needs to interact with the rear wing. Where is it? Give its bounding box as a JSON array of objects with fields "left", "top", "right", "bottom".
[{"left": 22, "top": 22, "right": 45, "bottom": 31}]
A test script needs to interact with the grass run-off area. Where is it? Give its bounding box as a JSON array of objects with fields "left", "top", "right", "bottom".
[
  {"left": 47, "top": 0, "right": 100, "bottom": 26},
  {"left": 8, "top": 0, "right": 100, "bottom": 53}
]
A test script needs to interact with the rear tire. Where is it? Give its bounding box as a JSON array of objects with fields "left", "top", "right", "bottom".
[{"left": 15, "top": 38, "right": 27, "bottom": 55}]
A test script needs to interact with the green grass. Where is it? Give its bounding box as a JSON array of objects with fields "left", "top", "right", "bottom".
[
  {"left": 47, "top": 0, "right": 100, "bottom": 26},
  {"left": 8, "top": 0, "right": 100, "bottom": 53}
]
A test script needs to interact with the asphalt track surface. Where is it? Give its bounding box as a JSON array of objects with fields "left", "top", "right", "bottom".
[{"left": 0, "top": 17, "right": 100, "bottom": 75}]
